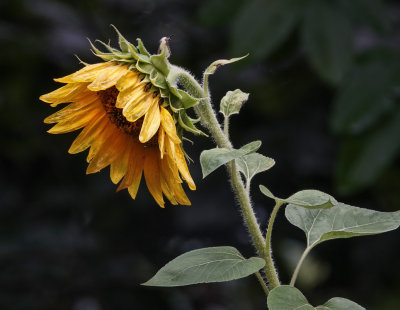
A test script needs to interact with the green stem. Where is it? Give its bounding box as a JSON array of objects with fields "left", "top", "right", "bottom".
[
  {"left": 171, "top": 66, "right": 229, "bottom": 148},
  {"left": 255, "top": 272, "right": 270, "bottom": 297},
  {"left": 170, "top": 66, "right": 279, "bottom": 290},
  {"left": 223, "top": 116, "right": 230, "bottom": 140},
  {"left": 290, "top": 246, "right": 313, "bottom": 286},
  {"left": 264, "top": 201, "right": 283, "bottom": 289}
]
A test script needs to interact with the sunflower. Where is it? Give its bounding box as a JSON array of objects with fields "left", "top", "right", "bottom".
[{"left": 40, "top": 60, "right": 196, "bottom": 208}]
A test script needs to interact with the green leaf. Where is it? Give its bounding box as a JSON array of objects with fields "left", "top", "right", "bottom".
[
  {"left": 204, "top": 55, "right": 248, "bottom": 77},
  {"left": 143, "top": 246, "right": 265, "bottom": 287},
  {"left": 200, "top": 141, "right": 261, "bottom": 178},
  {"left": 286, "top": 202, "right": 400, "bottom": 248},
  {"left": 240, "top": 140, "right": 261, "bottom": 153},
  {"left": 302, "top": 1, "right": 353, "bottom": 84},
  {"left": 267, "top": 286, "right": 365, "bottom": 310},
  {"left": 230, "top": 0, "right": 300, "bottom": 61},
  {"left": 331, "top": 61, "right": 398, "bottom": 135},
  {"left": 320, "top": 298, "right": 365, "bottom": 310},
  {"left": 220, "top": 89, "right": 249, "bottom": 118},
  {"left": 236, "top": 153, "right": 275, "bottom": 182},
  {"left": 259, "top": 186, "right": 337, "bottom": 209},
  {"left": 335, "top": 108, "right": 400, "bottom": 195}
]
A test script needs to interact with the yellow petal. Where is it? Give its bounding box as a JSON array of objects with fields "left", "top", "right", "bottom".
[
  {"left": 160, "top": 176, "right": 178, "bottom": 205},
  {"left": 144, "top": 148, "right": 164, "bottom": 208},
  {"left": 87, "top": 65, "right": 129, "bottom": 91},
  {"left": 161, "top": 157, "right": 191, "bottom": 205},
  {"left": 139, "top": 102, "right": 161, "bottom": 143},
  {"left": 164, "top": 146, "right": 182, "bottom": 184},
  {"left": 160, "top": 106, "right": 181, "bottom": 144},
  {"left": 86, "top": 122, "right": 116, "bottom": 162},
  {"left": 44, "top": 95, "right": 100, "bottom": 124},
  {"left": 115, "top": 70, "right": 141, "bottom": 92},
  {"left": 110, "top": 140, "right": 131, "bottom": 184},
  {"left": 118, "top": 142, "right": 144, "bottom": 196},
  {"left": 40, "top": 83, "right": 90, "bottom": 107},
  {"left": 54, "top": 62, "right": 115, "bottom": 83},
  {"left": 167, "top": 139, "right": 196, "bottom": 191},
  {"left": 68, "top": 113, "right": 107, "bottom": 154},
  {"left": 116, "top": 84, "right": 147, "bottom": 109},
  {"left": 47, "top": 105, "right": 102, "bottom": 134},
  {"left": 158, "top": 126, "right": 166, "bottom": 158},
  {"left": 86, "top": 130, "right": 126, "bottom": 174},
  {"left": 122, "top": 92, "right": 154, "bottom": 122}
]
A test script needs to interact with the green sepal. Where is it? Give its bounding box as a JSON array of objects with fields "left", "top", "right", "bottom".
[
  {"left": 111, "top": 25, "right": 130, "bottom": 53},
  {"left": 95, "top": 54, "right": 116, "bottom": 62},
  {"left": 150, "top": 51, "right": 170, "bottom": 76},
  {"left": 177, "top": 89, "right": 199, "bottom": 109},
  {"left": 140, "top": 75, "right": 151, "bottom": 84},
  {"left": 166, "top": 81, "right": 183, "bottom": 99},
  {"left": 188, "top": 115, "right": 201, "bottom": 124},
  {"left": 149, "top": 69, "right": 168, "bottom": 89},
  {"left": 137, "top": 38, "right": 151, "bottom": 57},
  {"left": 136, "top": 53, "right": 151, "bottom": 64},
  {"left": 95, "top": 39, "right": 121, "bottom": 55},
  {"left": 88, "top": 39, "right": 114, "bottom": 60},
  {"left": 159, "top": 88, "right": 169, "bottom": 98},
  {"left": 168, "top": 96, "right": 184, "bottom": 113},
  {"left": 128, "top": 44, "right": 140, "bottom": 60},
  {"left": 178, "top": 110, "right": 207, "bottom": 136},
  {"left": 136, "top": 62, "right": 153, "bottom": 74}
]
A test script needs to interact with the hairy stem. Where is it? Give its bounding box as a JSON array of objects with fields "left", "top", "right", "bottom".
[
  {"left": 264, "top": 201, "right": 283, "bottom": 289},
  {"left": 223, "top": 116, "right": 230, "bottom": 139},
  {"left": 171, "top": 66, "right": 281, "bottom": 291}
]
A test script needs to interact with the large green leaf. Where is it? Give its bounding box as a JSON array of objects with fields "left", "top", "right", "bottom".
[
  {"left": 267, "top": 286, "right": 365, "bottom": 310},
  {"left": 230, "top": 0, "right": 300, "bottom": 61},
  {"left": 143, "top": 246, "right": 265, "bottom": 287},
  {"left": 331, "top": 61, "right": 398, "bottom": 135},
  {"left": 335, "top": 108, "right": 400, "bottom": 195},
  {"left": 302, "top": 1, "right": 353, "bottom": 84},
  {"left": 259, "top": 186, "right": 337, "bottom": 209},
  {"left": 200, "top": 141, "right": 261, "bottom": 178},
  {"left": 236, "top": 153, "right": 275, "bottom": 182},
  {"left": 286, "top": 202, "right": 400, "bottom": 248}
]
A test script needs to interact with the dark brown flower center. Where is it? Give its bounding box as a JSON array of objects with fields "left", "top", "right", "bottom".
[{"left": 98, "top": 86, "right": 158, "bottom": 146}]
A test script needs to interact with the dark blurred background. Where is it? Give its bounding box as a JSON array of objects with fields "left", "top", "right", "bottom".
[{"left": 1, "top": 0, "right": 400, "bottom": 309}]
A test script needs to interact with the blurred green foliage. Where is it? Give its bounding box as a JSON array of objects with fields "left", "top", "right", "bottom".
[{"left": 200, "top": 0, "right": 400, "bottom": 195}]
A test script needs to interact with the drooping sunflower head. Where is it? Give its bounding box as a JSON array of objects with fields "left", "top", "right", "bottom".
[{"left": 40, "top": 27, "right": 201, "bottom": 207}]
